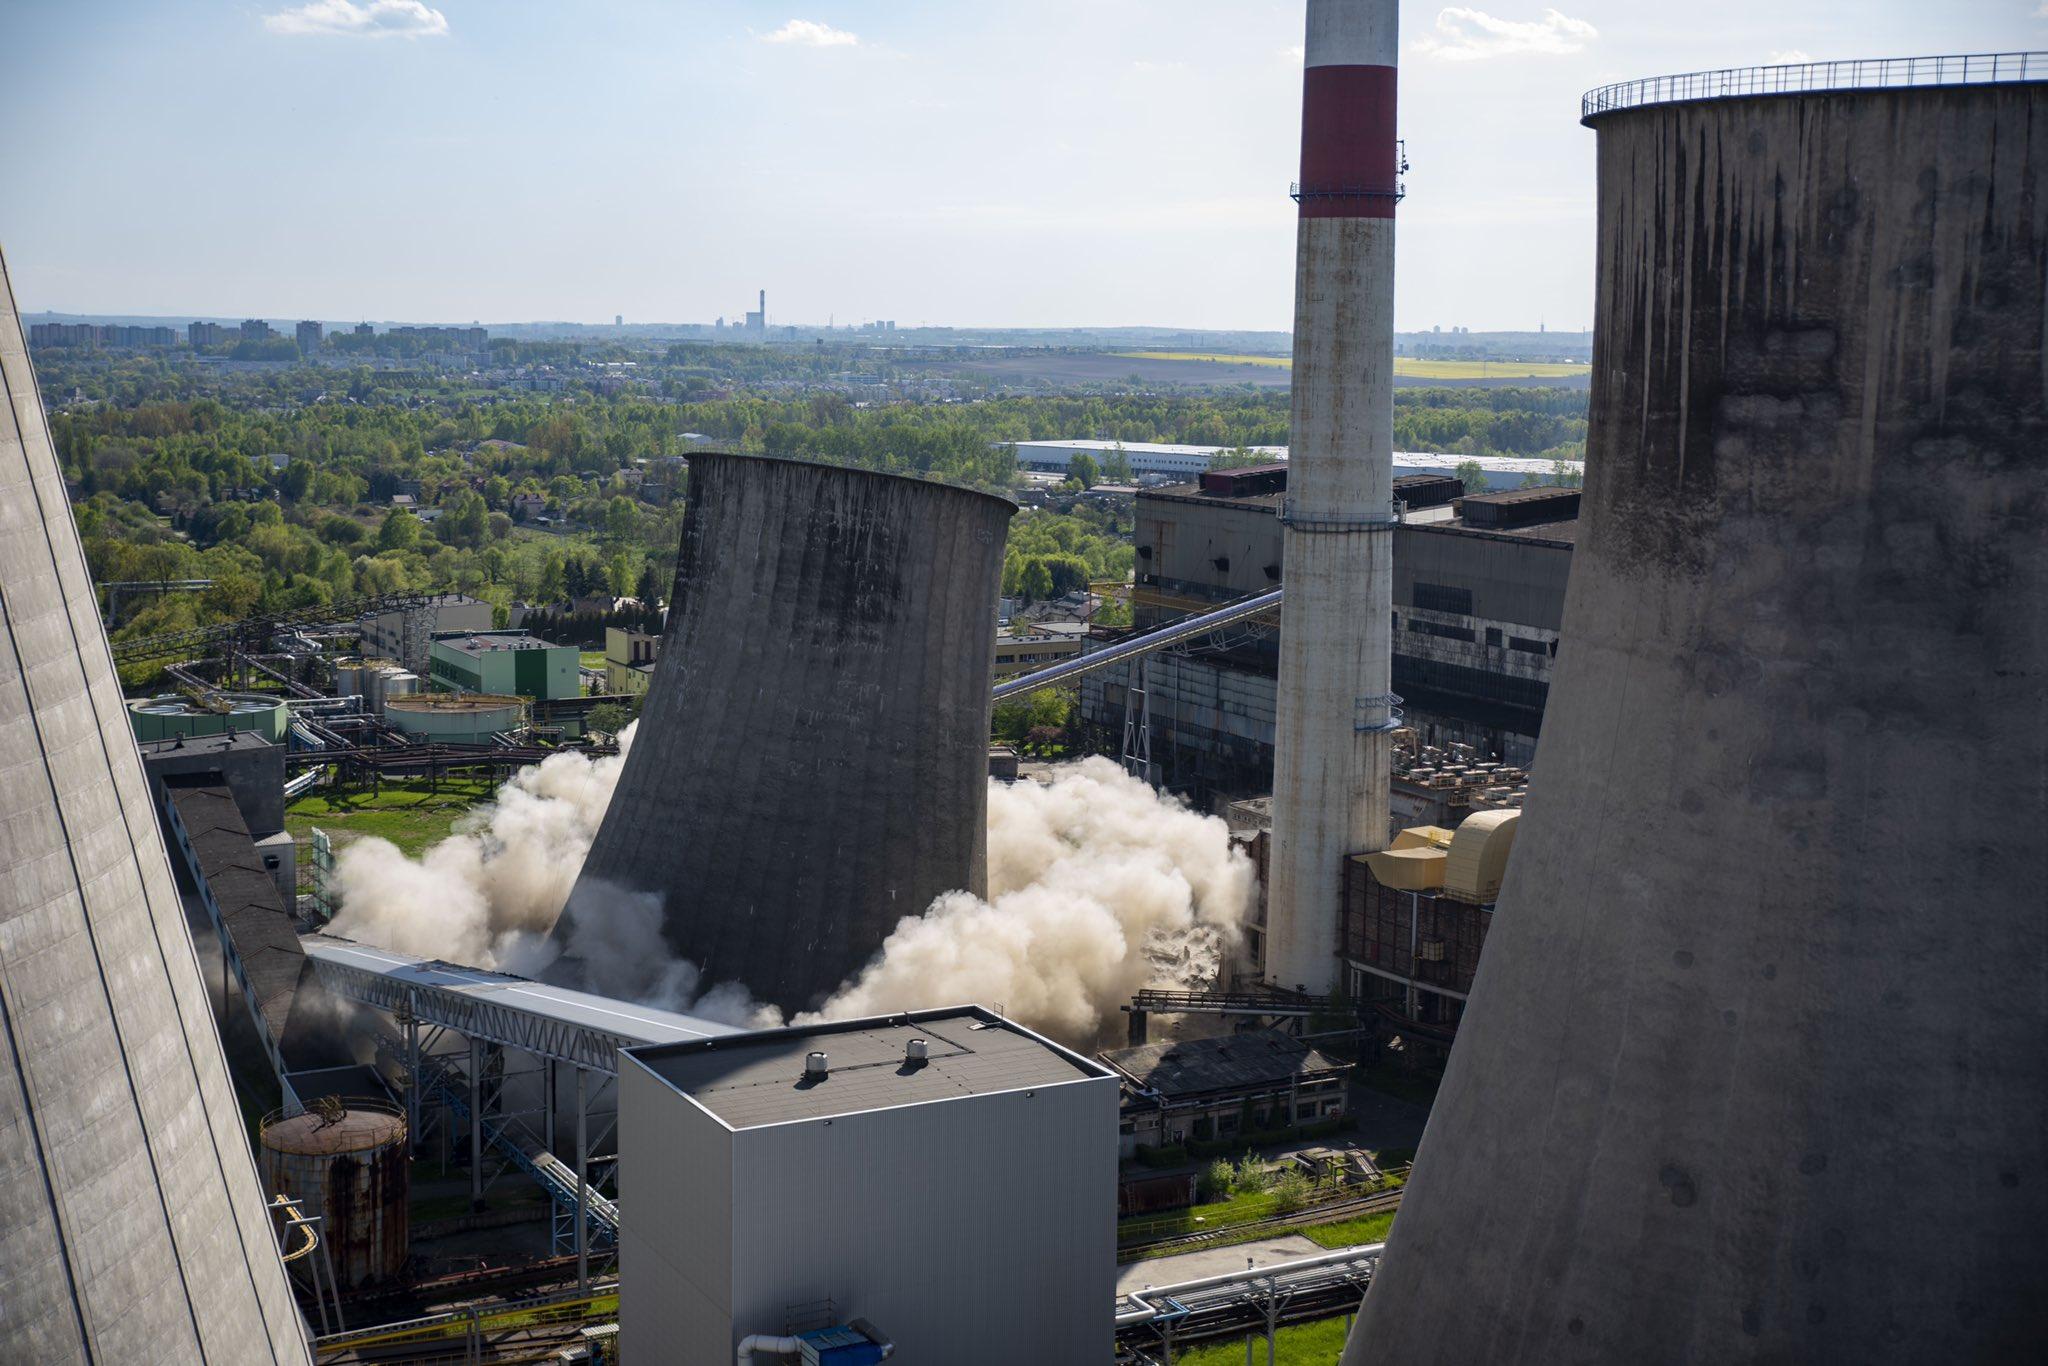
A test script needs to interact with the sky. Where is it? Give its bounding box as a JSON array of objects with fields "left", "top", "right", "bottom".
[{"left": 0, "top": 1, "right": 2038, "bottom": 331}]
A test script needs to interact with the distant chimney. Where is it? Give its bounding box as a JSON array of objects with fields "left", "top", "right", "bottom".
[
  {"left": 803, "top": 1050, "right": 829, "bottom": 1081},
  {"left": 905, "top": 1038, "right": 929, "bottom": 1064}
]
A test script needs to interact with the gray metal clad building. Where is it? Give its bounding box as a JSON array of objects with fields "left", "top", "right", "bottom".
[
  {"left": 569, "top": 454, "right": 1016, "bottom": 1015},
  {"left": 1345, "top": 60, "right": 2048, "bottom": 1365},
  {"left": 619, "top": 1007, "right": 1117, "bottom": 1364},
  {"left": 0, "top": 247, "right": 313, "bottom": 1362}
]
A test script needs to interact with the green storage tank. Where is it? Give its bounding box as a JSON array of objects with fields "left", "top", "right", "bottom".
[{"left": 127, "top": 693, "right": 289, "bottom": 745}]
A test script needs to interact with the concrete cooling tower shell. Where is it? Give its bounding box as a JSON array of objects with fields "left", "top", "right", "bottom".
[
  {"left": 0, "top": 247, "right": 312, "bottom": 1361},
  {"left": 1345, "top": 74, "right": 2048, "bottom": 1364},
  {"left": 571, "top": 453, "right": 1015, "bottom": 1015}
]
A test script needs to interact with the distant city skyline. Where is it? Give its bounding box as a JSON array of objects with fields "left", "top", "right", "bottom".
[{"left": 0, "top": 1, "right": 2037, "bottom": 331}]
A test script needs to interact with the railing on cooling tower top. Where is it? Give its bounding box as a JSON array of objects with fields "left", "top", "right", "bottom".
[{"left": 1581, "top": 52, "right": 2047, "bottom": 123}]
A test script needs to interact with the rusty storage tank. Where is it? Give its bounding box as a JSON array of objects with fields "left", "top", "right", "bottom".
[
  {"left": 260, "top": 1100, "right": 410, "bottom": 1288},
  {"left": 1343, "top": 56, "right": 2048, "bottom": 1366},
  {"left": 567, "top": 453, "right": 1016, "bottom": 1015}
]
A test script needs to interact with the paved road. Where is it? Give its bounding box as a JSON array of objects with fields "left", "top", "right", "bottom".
[{"left": 1117, "top": 1234, "right": 1332, "bottom": 1291}]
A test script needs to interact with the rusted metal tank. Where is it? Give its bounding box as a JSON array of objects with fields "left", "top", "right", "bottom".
[{"left": 260, "top": 1100, "right": 410, "bottom": 1288}]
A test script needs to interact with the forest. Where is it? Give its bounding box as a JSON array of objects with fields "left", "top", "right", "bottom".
[{"left": 39, "top": 359, "right": 1585, "bottom": 664}]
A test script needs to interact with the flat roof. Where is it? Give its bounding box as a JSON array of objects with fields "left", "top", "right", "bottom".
[
  {"left": 138, "top": 730, "right": 277, "bottom": 758},
  {"left": 626, "top": 1006, "right": 1109, "bottom": 1130},
  {"left": 433, "top": 632, "right": 562, "bottom": 655},
  {"left": 301, "top": 936, "right": 740, "bottom": 1046}
]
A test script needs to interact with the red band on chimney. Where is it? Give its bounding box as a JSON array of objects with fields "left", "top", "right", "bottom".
[{"left": 1297, "top": 64, "right": 1398, "bottom": 220}]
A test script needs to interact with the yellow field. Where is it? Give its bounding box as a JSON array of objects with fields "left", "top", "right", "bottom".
[
  {"left": 1114, "top": 350, "right": 1292, "bottom": 368},
  {"left": 1112, "top": 351, "right": 1590, "bottom": 380}
]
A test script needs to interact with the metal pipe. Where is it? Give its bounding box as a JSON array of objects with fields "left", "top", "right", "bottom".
[
  {"left": 1115, "top": 1244, "right": 1385, "bottom": 1326},
  {"left": 990, "top": 588, "right": 1282, "bottom": 701},
  {"left": 736, "top": 1334, "right": 804, "bottom": 1363}
]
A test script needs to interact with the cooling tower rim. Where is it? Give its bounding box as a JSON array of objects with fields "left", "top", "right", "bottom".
[
  {"left": 1582, "top": 50, "right": 2047, "bottom": 125},
  {"left": 686, "top": 449, "right": 1019, "bottom": 515}
]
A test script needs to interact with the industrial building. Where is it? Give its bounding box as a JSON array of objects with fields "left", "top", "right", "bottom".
[
  {"left": 1081, "top": 466, "right": 1573, "bottom": 801},
  {"left": 0, "top": 244, "right": 313, "bottom": 1363},
  {"left": 1337, "top": 811, "right": 1519, "bottom": 1065},
  {"left": 618, "top": 1007, "right": 1116, "bottom": 1364},
  {"left": 1345, "top": 57, "right": 2048, "bottom": 1365},
  {"left": 1012, "top": 438, "right": 1582, "bottom": 489},
  {"left": 992, "top": 622, "right": 1086, "bottom": 680},
  {"left": 570, "top": 453, "right": 1016, "bottom": 1015},
  {"left": 1101, "top": 1029, "right": 1351, "bottom": 1157},
  {"left": 428, "top": 630, "right": 580, "bottom": 700},
  {"left": 357, "top": 591, "right": 493, "bottom": 674},
  {"left": 602, "top": 624, "right": 660, "bottom": 695}
]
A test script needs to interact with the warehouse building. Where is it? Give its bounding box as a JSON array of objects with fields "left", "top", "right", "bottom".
[
  {"left": 619, "top": 1007, "right": 1115, "bottom": 1365},
  {"left": 1099, "top": 1029, "right": 1351, "bottom": 1157},
  {"left": 1012, "top": 439, "right": 1581, "bottom": 490},
  {"left": 428, "top": 630, "right": 580, "bottom": 700},
  {"left": 1081, "top": 469, "right": 1577, "bottom": 800}
]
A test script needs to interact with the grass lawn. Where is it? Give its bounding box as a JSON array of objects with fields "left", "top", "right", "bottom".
[
  {"left": 1304, "top": 1208, "right": 1396, "bottom": 1249},
  {"left": 1175, "top": 1314, "right": 1354, "bottom": 1365},
  {"left": 286, "top": 777, "right": 498, "bottom": 857},
  {"left": 1109, "top": 351, "right": 1591, "bottom": 381},
  {"left": 578, "top": 650, "right": 607, "bottom": 671}
]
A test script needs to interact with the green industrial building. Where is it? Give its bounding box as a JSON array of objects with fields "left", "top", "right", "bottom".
[{"left": 428, "top": 631, "right": 580, "bottom": 701}]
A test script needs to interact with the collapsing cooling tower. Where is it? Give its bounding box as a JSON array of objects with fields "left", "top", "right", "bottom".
[
  {"left": 0, "top": 247, "right": 313, "bottom": 1361},
  {"left": 1345, "top": 67, "right": 2048, "bottom": 1364},
  {"left": 571, "top": 453, "right": 1015, "bottom": 1014}
]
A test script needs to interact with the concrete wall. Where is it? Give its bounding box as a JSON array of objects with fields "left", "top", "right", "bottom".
[
  {"left": 1346, "top": 81, "right": 2048, "bottom": 1364},
  {"left": 620, "top": 1056, "right": 1116, "bottom": 1364},
  {"left": 0, "top": 249, "right": 312, "bottom": 1363},
  {"left": 572, "top": 455, "right": 1015, "bottom": 1015}
]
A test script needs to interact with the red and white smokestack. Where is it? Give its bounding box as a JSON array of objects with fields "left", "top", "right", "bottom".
[{"left": 1265, "top": 0, "right": 1399, "bottom": 994}]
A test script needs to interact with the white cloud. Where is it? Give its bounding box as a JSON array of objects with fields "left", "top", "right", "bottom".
[
  {"left": 263, "top": 0, "right": 449, "bottom": 39},
  {"left": 1769, "top": 49, "right": 1813, "bottom": 64},
  {"left": 1414, "top": 7, "right": 1596, "bottom": 62},
  {"left": 762, "top": 19, "right": 860, "bottom": 48}
]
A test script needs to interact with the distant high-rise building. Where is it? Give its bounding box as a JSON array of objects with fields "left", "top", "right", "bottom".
[
  {"left": 744, "top": 289, "right": 766, "bottom": 334},
  {"left": 615, "top": 313, "right": 623, "bottom": 327},
  {"left": 354, "top": 321, "right": 374, "bottom": 337},
  {"left": 240, "top": 318, "right": 273, "bottom": 343},
  {"left": 295, "top": 319, "right": 322, "bottom": 355},
  {"left": 188, "top": 320, "right": 226, "bottom": 347}
]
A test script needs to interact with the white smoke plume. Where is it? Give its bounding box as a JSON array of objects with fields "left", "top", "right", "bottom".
[
  {"left": 325, "top": 742, "right": 1254, "bottom": 1045},
  {"left": 802, "top": 758, "right": 1252, "bottom": 1042}
]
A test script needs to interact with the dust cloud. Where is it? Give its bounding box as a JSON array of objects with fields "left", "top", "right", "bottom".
[{"left": 325, "top": 742, "right": 1254, "bottom": 1046}]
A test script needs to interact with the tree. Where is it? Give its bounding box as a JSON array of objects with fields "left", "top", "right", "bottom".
[
  {"left": 1453, "top": 459, "right": 1487, "bottom": 495},
  {"left": 1017, "top": 558, "right": 1054, "bottom": 602},
  {"left": 587, "top": 702, "right": 631, "bottom": 735},
  {"left": 605, "top": 496, "right": 639, "bottom": 541},
  {"left": 1066, "top": 451, "right": 1100, "bottom": 489},
  {"left": 377, "top": 508, "right": 420, "bottom": 551},
  {"left": 634, "top": 560, "right": 666, "bottom": 608}
]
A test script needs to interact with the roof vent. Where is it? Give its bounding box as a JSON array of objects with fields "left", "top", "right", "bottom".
[
  {"left": 905, "top": 1038, "right": 929, "bottom": 1064},
  {"left": 803, "top": 1051, "right": 829, "bottom": 1081}
]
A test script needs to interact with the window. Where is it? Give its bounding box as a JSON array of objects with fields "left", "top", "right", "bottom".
[
  {"left": 1407, "top": 619, "right": 1476, "bottom": 643},
  {"left": 1509, "top": 636, "right": 1547, "bottom": 655},
  {"left": 1413, "top": 582, "right": 1474, "bottom": 615},
  {"left": 1212, "top": 556, "right": 1231, "bottom": 572},
  {"left": 1484, "top": 627, "right": 1502, "bottom": 647}
]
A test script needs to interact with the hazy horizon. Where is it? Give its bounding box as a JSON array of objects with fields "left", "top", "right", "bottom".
[{"left": 3, "top": 1, "right": 2036, "bottom": 331}]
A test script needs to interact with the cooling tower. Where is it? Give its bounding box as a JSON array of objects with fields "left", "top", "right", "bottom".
[
  {"left": 1265, "top": 0, "right": 1400, "bottom": 994},
  {"left": 0, "top": 247, "right": 312, "bottom": 1361},
  {"left": 570, "top": 453, "right": 1015, "bottom": 1015},
  {"left": 1343, "top": 65, "right": 2048, "bottom": 1364}
]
